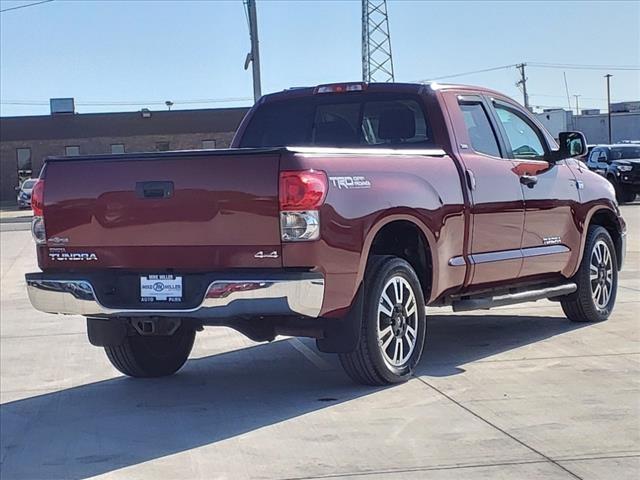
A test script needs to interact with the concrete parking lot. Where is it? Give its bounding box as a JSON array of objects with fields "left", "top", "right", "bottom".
[{"left": 1, "top": 205, "right": 638, "bottom": 480}]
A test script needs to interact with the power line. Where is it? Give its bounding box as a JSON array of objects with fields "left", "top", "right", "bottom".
[
  {"left": 528, "top": 62, "right": 640, "bottom": 71},
  {"left": 0, "top": 0, "right": 53, "bottom": 14},
  {"left": 418, "top": 63, "right": 518, "bottom": 82},
  {"left": 529, "top": 93, "right": 620, "bottom": 102},
  {"left": 418, "top": 61, "right": 640, "bottom": 83}
]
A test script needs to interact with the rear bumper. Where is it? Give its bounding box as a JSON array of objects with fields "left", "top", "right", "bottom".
[{"left": 25, "top": 272, "right": 325, "bottom": 319}]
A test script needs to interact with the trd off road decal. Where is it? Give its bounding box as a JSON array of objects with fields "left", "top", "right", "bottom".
[{"left": 329, "top": 176, "right": 372, "bottom": 189}]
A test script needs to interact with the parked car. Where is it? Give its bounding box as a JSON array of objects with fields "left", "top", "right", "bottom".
[
  {"left": 585, "top": 144, "right": 640, "bottom": 203},
  {"left": 25, "top": 82, "right": 626, "bottom": 385},
  {"left": 16, "top": 178, "right": 37, "bottom": 209}
]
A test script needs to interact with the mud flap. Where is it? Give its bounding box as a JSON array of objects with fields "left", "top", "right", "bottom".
[
  {"left": 316, "top": 285, "right": 364, "bottom": 353},
  {"left": 87, "top": 317, "right": 127, "bottom": 347}
]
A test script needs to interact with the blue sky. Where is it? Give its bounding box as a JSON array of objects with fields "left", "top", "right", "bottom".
[{"left": 1, "top": 0, "right": 638, "bottom": 117}]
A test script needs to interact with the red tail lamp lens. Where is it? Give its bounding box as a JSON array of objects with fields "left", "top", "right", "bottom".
[
  {"left": 31, "top": 179, "right": 45, "bottom": 217},
  {"left": 279, "top": 171, "right": 328, "bottom": 211}
]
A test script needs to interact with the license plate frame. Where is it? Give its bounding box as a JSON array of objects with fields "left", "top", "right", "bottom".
[{"left": 140, "top": 274, "right": 183, "bottom": 303}]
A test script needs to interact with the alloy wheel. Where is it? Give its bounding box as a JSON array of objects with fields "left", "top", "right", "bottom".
[
  {"left": 590, "top": 239, "right": 613, "bottom": 310},
  {"left": 376, "top": 276, "right": 419, "bottom": 368}
]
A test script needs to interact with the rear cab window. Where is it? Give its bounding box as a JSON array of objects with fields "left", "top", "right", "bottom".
[{"left": 239, "top": 93, "right": 433, "bottom": 148}]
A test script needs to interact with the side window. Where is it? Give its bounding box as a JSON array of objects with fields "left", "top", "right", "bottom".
[
  {"left": 111, "top": 143, "right": 125, "bottom": 154},
  {"left": 587, "top": 150, "right": 599, "bottom": 164},
  {"left": 494, "top": 105, "right": 546, "bottom": 159},
  {"left": 16, "top": 147, "right": 32, "bottom": 185},
  {"left": 598, "top": 151, "right": 608, "bottom": 162},
  {"left": 459, "top": 102, "right": 501, "bottom": 158},
  {"left": 65, "top": 146, "right": 80, "bottom": 156}
]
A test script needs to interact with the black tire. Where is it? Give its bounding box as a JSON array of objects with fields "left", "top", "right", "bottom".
[
  {"left": 621, "top": 190, "right": 636, "bottom": 204},
  {"left": 561, "top": 226, "right": 617, "bottom": 323},
  {"left": 339, "top": 256, "right": 427, "bottom": 386},
  {"left": 610, "top": 177, "right": 635, "bottom": 204},
  {"left": 105, "top": 323, "right": 195, "bottom": 377}
]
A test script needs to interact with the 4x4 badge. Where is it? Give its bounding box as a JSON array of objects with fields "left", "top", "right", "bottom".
[{"left": 254, "top": 251, "right": 278, "bottom": 259}]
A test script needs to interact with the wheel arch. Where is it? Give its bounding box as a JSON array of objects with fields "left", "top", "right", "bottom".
[
  {"left": 357, "top": 214, "right": 437, "bottom": 303},
  {"left": 583, "top": 206, "right": 625, "bottom": 271}
]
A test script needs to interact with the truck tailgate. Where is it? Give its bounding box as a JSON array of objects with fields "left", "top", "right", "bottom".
[{"left": 41, "top": 150, "right": 282, "bottom": 270}]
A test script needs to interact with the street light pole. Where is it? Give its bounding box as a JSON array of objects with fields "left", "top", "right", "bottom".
[
  {"left": 605, "top": 74, "right": 612, "bottom": 143},
  {"left": 245, "top": 0, "right": 262, "bottom": 103}
]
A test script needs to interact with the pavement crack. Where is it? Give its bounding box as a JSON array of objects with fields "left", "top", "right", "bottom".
[
  {"left": 414, "top": 376, "right": 585, "bottom": 480},
  {"left": 277, "top": 459, "right": 552, "bottom": 480},
  {"left": 0, "top": 332, "right": 84, "bottom": 340}
]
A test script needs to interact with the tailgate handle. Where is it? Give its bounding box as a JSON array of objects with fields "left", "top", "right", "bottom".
[{"left": 136, "top": 181, "right": 174, "bottom": 199}]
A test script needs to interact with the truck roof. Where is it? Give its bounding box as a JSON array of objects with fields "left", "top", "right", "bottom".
[{"left": 259, "top": 82, "right": 511, "bottom": 105}]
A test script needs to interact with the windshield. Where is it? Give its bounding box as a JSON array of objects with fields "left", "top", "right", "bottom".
[
  {"left": 240, "top": 93, "right": 434, "bottom": 148},
  {"left": 611, "top": 146, "right": 640, "bottom": 160},
  {"left": 22, "top": 179, "right": 36, "bottom": 189}
]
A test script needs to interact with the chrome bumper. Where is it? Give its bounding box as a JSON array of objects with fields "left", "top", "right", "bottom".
[{"left": 26, "top": 275, "right": 325, "bottom": 319}]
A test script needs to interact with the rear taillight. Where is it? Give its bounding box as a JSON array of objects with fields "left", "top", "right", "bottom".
[
  {"left": 279, "top": 170, "right": 327, "bottom": 241},
  {"left": 279, "top": 170, "right": 327, "bottom": 210},
  {"left": 31, "top": 179, "right": 44, "bottom": 216},
  {"left": 30, "top": 180, "right": 46, "bottom": 244}
]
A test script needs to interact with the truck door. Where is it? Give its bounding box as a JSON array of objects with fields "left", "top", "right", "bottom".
[
  {"left": 490, "top": 100, "right": 581, "bottom": 279},
  {"left": 447, "top": 94, "right": 525, "bottom": 285}
]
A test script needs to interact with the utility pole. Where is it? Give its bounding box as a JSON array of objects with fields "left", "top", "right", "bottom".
[
  {"left": 516, "top": 63, "right": 530, "bottom": 112},
  {"left": 245, "top": 0, "right": 262, "bottom": 103},
  {"left": 605, "top": 74, "right": 612, "bottom": 143},
  {"left": 573, "top": 94, "right": 581, "bottom": 116}
]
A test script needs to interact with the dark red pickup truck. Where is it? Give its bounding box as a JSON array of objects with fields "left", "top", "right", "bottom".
[{"left": 26, "top": 82, "right": 627, "bottom": 385}]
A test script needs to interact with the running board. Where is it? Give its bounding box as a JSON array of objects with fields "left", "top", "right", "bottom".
[{"left": 451, "top": 283, "right": 577, "bottom": 312}]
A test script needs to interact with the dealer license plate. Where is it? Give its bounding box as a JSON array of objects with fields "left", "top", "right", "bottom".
[{"left": 140, "top": 275, "right": 183, "bottom": 303}]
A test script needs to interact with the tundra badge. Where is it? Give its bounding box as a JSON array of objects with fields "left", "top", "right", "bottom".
[{"left": 543, "top": 236, "right": 562, "bottom": 246}]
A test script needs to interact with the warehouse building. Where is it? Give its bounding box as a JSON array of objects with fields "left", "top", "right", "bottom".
[
  {"left": 0, "top": 102, "right": 250, "bottom": 203},
  {"left": 535, "top": 101, "right": 640, "bottom": 144}
]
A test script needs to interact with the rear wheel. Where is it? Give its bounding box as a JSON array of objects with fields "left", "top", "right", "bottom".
[
  {"left": 561, "top": 226, "right": 617, "bottom": 323},
  {"left": 105, "top": 323, "right": 195, "bottom": 377},
  {"left": 339, "top": 256, "right": 427, "bottom": 386}
]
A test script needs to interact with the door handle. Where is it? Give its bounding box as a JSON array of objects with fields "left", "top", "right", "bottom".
[
  {"left": 136, "top": 181, "right": 174, "bottom": 199},
  {"left": 465, "top": 170, "right": 476, "bottom": 190},
  {"left": 519, "top": 175, "right": 538, "bottom": 188}
]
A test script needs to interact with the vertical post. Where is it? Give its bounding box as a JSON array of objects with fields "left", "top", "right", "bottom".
[
  {"left": 362, "top": 0, "right": 368, "bottom": 82},
  {"left": 361, "top": 0, "right": 394, "bottom": 82},
  {"left": 247, "top": 0, "right": 262, "bottom": 103},
  {"left": 516, "top": 63, "right": 530, "bottom": 111},
  {"left": 573, "top": 95, "right": 580, "bottom": 116},
  {"left": 605, "top": 74, "right": 612, "bottom": 143}
]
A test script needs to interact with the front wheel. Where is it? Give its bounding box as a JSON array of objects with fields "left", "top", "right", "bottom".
[
  {"left": 620, "top": 190, "right": 637, "bottom": 204},
  {"left": 339, "top": 256, "right": 427, "bottom": 386},
  {"left": 561, "top": 226, "right": 618, "bottom": 322},
  {"left": 105, "top": 323, "right": 195, "bottom": 377}
]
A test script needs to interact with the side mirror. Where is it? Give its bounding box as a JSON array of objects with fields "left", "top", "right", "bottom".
[{"left": 551, "top": 131, "right": 587, "bottom": 161}]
